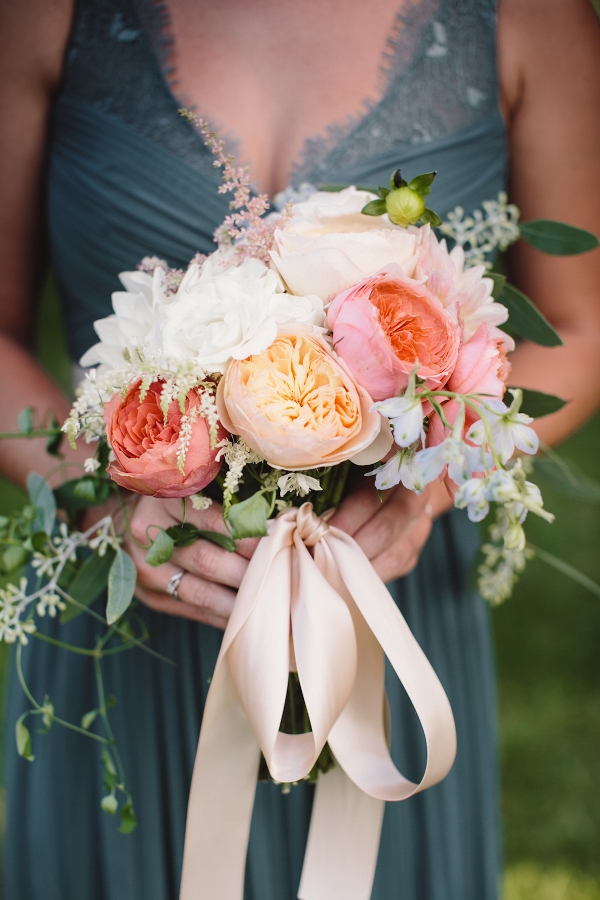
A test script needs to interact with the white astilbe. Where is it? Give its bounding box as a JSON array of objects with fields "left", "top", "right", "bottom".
[
  {"left": 440, "top": 193, "right": 520, "bottom": 269},
  {"left": 222, "top": 441, "right": 263, "bottom": 515}
]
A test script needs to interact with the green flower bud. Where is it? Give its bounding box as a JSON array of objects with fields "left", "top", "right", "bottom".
[
  {"left": 385, "top": 186, "right": 425, "bottom": 227},
  {"left": 504, "top": 521, "right": 526, "bottom": 552}
]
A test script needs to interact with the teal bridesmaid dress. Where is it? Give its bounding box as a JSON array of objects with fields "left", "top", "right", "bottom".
[{"left": 3, "top": 1, "right": 505, "bottom": 897}]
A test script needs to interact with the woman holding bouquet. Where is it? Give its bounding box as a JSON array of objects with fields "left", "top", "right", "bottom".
[{"left": 0, "top": 0, "right": 599, "bottom": 898}]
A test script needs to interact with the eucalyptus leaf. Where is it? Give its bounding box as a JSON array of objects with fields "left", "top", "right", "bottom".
[
  {"left": 54, "top": 478, "right": 110, "bottom": 512},
  {"left": 27, "top": 473, "right": 56, "bottom": 536},
  {"left": 488, "top": 272, "right": 507, "bottom": 300},
  {"left": 361, "top": 199, "right": 387, "bottom": 217},
  {"left": 520, "top": 220, "right": 599, "bottom": 256},
  {"left": 227, "top": 493, "right": 270, "bottom": 540},
  {"left": 119, "top": 799, "right": 138, "bottom": 834},
  {"left": 17, "top": 406, "right": 34, "bottom": 435},
  {"left": 31, "top": 531, "right": 49, "bottom": 552},
  {"left": 195, "top": 530, "right": 237, "bottom": 553},
  {"left": 408, "top": 171, "right": 437, "bottom": 198},
  {"left": 15, "top": 717, "right": 34, "bottom": 761},
  {"left": 73, "top": 478, "right": 98, "bottom": 503},
  {"left": 516, "top": 388, "right": 567, "bottom": 418},
  {"left": 61, "top": 548, "right": 116, "bottom": 623},
  {"left": 2, "top": 545, "right": 30, "bottom": 574},
  {"left": 145, "top": 528, "right": 175, "bottom": 567},
  {"left": 534, "top": 455, "right": 600, "bottom": 503},
  {"left": 420, "top": 208, "right": 442, "bottom": 227},
  {"left": 106, "top": 548, "right": 136, "bottom": 625},
  {"left": 499, "top": 284, "right": 563, "bottom": 347}
]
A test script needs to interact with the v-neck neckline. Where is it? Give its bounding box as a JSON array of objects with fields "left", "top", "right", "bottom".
[{"left": 133, "top": 0, "right": 439, "bottom": 200}]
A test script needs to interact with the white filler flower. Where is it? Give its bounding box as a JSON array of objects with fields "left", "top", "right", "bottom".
[{"left": 149, "top": 258, "right": 325, "bottom": 372}]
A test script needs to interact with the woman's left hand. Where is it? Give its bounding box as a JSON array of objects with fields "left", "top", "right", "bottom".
[{"left": 329, "top": 477, "right": 453, "bottom": 583}]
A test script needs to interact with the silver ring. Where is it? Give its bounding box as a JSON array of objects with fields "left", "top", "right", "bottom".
[{"left": 167, "top": 570, "right": 185, "bottom": 601}]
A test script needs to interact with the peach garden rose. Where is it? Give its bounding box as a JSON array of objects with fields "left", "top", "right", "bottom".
[
  {"left": 104, "top": 380, "right": 223, "bottom": 498},
  {"left": 216, "top": 329, "right": 391, "bottom": 470}
]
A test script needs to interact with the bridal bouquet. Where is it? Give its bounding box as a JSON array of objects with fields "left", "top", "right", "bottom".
[{"left": 1, "top": 115, "right": 597, "bottom": 895}]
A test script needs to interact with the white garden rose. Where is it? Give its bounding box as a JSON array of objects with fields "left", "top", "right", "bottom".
[
  {"left": 79, "top": 263, "right": 201, "bottom": 369},
  {"left": 269, "top": 187, "right": 417, "bottom": 301},
  {"left": 148, "top": 258, "right": 325, "bottom": 372}
]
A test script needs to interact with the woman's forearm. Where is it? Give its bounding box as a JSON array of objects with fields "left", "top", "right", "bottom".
[{"left": 0, "top": 332, "right": 88, "bottom": 489}]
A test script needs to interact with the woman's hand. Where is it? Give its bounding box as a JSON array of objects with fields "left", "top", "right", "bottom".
[
  {"left": 125, "top": 496, "right": 259, "bottom": 630},
  {"left": 329, "top": 477, "right": 453, "bottom": 584}
]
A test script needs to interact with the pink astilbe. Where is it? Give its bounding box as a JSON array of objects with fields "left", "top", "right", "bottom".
[{"left": 180, "top": 109, "right": 293, "bottom": 264}]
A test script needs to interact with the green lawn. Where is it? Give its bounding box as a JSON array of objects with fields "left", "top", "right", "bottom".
[{"left": 1, "top": 282, "right": 599, "bottom": 899}]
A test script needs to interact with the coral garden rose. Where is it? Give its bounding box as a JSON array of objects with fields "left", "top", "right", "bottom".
[
  {"left": 269, "top": 187, "right": 417, "bottom": 301},
  {"left": 217, "top": 329, "right": 391, "bottom": 470},
  {"left": 104, "top": 380, "right": 223, "bottom": 498},
  {"left": 327, "top": 264, "right": 461, "bottom": 402}
]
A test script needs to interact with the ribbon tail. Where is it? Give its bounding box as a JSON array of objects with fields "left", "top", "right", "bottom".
[
  {"left": 179, "top": 660, "right": 260, "bottom": 900},
  {"left": 299, "top": 765, "right": 385, "bottom": 900}
]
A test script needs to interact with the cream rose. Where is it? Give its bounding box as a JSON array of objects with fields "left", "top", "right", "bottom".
[
  {"left": 148, "top": 258, "right": 325, "bottom": 372},
  {"left": 269, "top": 187, "right": 417, "bottom": 301},
  {"left": 217, "top": 329, "right": 391, "bottom": 470}
]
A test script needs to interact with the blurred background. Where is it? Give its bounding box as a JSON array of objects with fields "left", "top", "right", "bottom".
[{"left": 0, "top": 272, "right": 598, "bottom": 900}]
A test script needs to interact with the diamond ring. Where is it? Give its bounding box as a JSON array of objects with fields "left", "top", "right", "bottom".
[{"left": 167, "top": 570, "right": 185, "bottom": 601}]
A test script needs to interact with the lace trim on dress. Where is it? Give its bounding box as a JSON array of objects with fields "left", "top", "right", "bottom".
[{"left": 60, "top": 0, "right": 499, "bottom": 191}]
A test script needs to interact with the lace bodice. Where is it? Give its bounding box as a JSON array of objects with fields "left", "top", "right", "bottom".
[{"left": 60, "top": 0, "right": 500, "bottom": 189}]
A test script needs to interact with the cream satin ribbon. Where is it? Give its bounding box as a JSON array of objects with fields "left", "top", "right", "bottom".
[{"left": 180, "top": 503, "right": 456, "bottom": 900}]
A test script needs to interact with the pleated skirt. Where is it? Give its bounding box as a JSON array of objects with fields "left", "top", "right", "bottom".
[{"left": 3, "top": 509, "right": 501, "bottom": 900}]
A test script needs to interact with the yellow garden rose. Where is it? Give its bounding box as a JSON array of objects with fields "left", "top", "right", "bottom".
[{"left": 217, "top": 329, "right": 391, "bottom": 470}]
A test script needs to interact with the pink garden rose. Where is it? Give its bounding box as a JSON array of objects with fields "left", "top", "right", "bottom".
[
  {"left": 327, "top": 264, "right": 461, "bottom": 402},
  {"left": 216, "top": 329, "right": 391, "bottom": 470},
  {"left": 104, "top": 380, "right": 223, "bottom": 498},
  {"left": 427, "top": 324, "right": 510, "bottom": 447}
]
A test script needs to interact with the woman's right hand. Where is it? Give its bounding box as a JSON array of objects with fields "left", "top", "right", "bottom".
[{"left": 126, "top": 496, "right": 259, "bottom": 630}]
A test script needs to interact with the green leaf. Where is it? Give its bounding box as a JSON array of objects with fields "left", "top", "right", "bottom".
[
  {"left": 499, "top": 283, "right": 563, "bottom": 347},
  {"left": 54, "top": 478, "right": 110, "bottom": 512},
  {"left": 165, "top": 522, "right": 203, "bottom": 547},
  {"left": 101, "top": 749, "right": 118, "bottom": 793},
  {"left": 2, "top": 544, "right": 30, "bottom": 574},
  {"left": 17, "top": 406, "right": 34, "bottom": 434},
  {"left": 61, "top": 548, "right": 116, "bottom": 623},
  {"left": 419, "top": 208, "right": 442, "bottom": 227},
  {"left": 195, "top": 530, "right": 237, "bottom": 553},
  {"left": 81, "top": 709, "right": 99, "bottom": 730},
  {"left": 101, "top": 794, "right": 118, "bottom": 815},
  {"left": 520, "top": 219, "right": 599, "bottom": 256},
  {"left": 360, "top": 199, "right": 387, "bottom": 217},
  {"left": 15, "top": 717, "right": 34, "bottom": 761},
  {"left": 408, "top": 171, "right": 437, "bottom": 198},
  {"left": 73, "top": 478, "right": 98, "bottom": 503},
  {"left": 534, "top": 455, "right": 600, "bottom": 503},
  {"left": 516, "top": 388, "right": 567, "bottom": 418},
  {"left": 164, "top": 523, "right": 237, "bottom": 553},
  {"left": 27, "top": 473, "right": 56, "bottom": 536},
  {"left": 488, "top": 272, "right": 507, "bottom": 300},
  {"left": 145, "top": 528, "right": 175, "bottom": 567},
  {"left": 119, "top": 799, "right": 138, "bottom": 834},
  {"left": 31, "top": 531, "right": 49, "bottom": 552},
  {"left": 227, "top": 493, "right": 269, "bottom": 540},
  {"left": 106, "top": 548, "right": 136, "bottom": 625},
  {"left": 46, "top": 417, "right": 64, "bottom": 457},
  {"left": 377, "top": 186, "right": 391, "bottom": 198}
]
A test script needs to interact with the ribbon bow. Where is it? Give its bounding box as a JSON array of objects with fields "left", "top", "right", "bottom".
[{"left": 180, "top": 503, "right": 456, "bottom": 900}]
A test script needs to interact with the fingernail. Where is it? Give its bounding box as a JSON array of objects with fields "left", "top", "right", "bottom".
[{"left": 424, "top": 503, "right": 433, "bottom": 518}]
